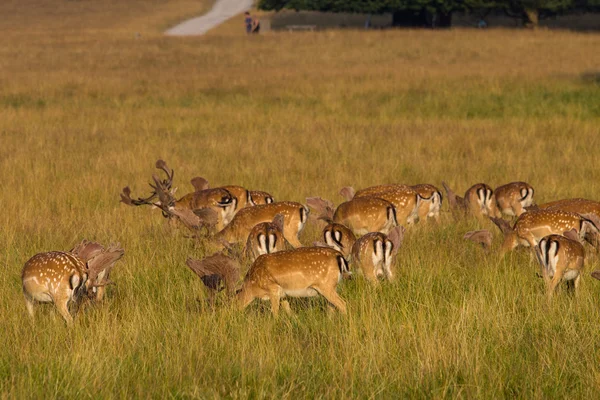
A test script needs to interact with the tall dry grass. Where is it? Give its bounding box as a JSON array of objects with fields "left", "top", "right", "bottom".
[{"left": 1, "top": 1, "right": 600, "bottom": 398}]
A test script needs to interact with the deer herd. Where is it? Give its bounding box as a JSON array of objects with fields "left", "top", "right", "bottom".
[{"left": 20, "top": 160, "right": 600, "bottom": 325}]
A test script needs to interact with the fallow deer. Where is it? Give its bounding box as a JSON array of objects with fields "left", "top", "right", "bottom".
[
  {"left": 321, "top": 222, "right": 357, "bottom": 258},
  {"left": 494, "top": 181, "right": 535, "bottom": 217},
  {"left": 243, "top": 214, "right": 291, "bottom": 262},
  {"left": 534, "top": 230, "right": 585, "bottom": 299},
  {"left": 410, "top": 184, "right": 443, "bottom": 223},
  {"left": 533, "top": 198, "right": 600, "bottom": 220},
  {"left": 306, "top": 196, "right": 397, "bottom": 236},
  {"left": 121, "top": 160, "right": 236, "bottom": 230},
  {"left": 491, "top": 210, "right": 600, "bottom": 255},
  {"left": 236, "top": 247, "right": 350, "bottom": 316},
  {"left": 21, "top": 241, "right": 124, "bottom": 326},
  {"left": 341, "top": 185, "right": 420, "bottom": 226},
  {"left": 249, "top": 190, "right": 275, "bottom": 205},
  {"left": 214, "top": 202, "right": 308, "bottom": 248},
  {"left": 351, "top": 226, "right": 404, "bottom": 282},
  {"left": 443, "top": 182, "right": 501, "bottom": 221}
]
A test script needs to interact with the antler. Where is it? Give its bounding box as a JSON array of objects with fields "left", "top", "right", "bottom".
[
  {"left": 489, "top": 217, "right": 512, "bottom": 235},
  {"left": 120, "top": 160, "right": 175, "bottom": 209},
  {"left": 339, "top": 187, "right": 356, "bottom": 202},
  {"left": 442, "top": 181, "right": 466, "bottom": 212},
  {"left": 190, "top": 177, "right": 210, "bottom": 192},
  {"left": 464, "top": 230, "right": 493, "bottom": 251},
  {"left": 155, "top": 159, "right": 174, "bottom": 191},
  {"left": 86, "top": 243, "right": 125, "bottom": 287},
  {"left": 186, "top": 253, "right": 241, "bottom": 297},
  {"left": 306, "top": 197, "right": 335, "bottom": 222}
]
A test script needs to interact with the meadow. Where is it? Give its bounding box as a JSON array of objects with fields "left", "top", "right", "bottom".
[{"left": 1, "top": 0, "right": 600, "bottom": 398}]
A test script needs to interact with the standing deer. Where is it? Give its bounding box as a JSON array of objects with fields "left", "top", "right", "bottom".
[
  {"left": 237, "top": 247, "right": 350, "bottom": 316},
  {"left": 320, "top": 222, "right": 357, "bottom": 258},
  {"left": 190, "top": 176, "right": 274, "bottom": 212},
  {"left": 410, "top": 184, "right": 443, "bottom": 223},
  {"left": 340, "top": 184, "right": 421, "bottom": 226},
  {"left": 214, "top": 201, "right": 309, "bottom": 248},
  {"left": 491, "top": 210, "right": 600, "bottom": 255},
  {"left": 244, "top": 214, "right": 291, "bottom": 262},
  {"left": 306, "top": 196, "right": 397, "bottom": 236},
  {"left": 494, "top": 181, "right": 535, "bottom": 217},
  {"left": 351, "top": 226, "right": 404, "bottom": 282},
  {"left": 535, "top": 230, "right": 585, "bottom": 299},
  {"left": 121, "top": 160, "right": 236, "bottom": 230},
  {"left": 21, "top": 241, "right": 124, "bottom": 326},
  {"left": 532, "top": 198, "right": 600, "bottom": 220},
  {"left": 443, "top": 182, "right": 501, "bottom": 221}
]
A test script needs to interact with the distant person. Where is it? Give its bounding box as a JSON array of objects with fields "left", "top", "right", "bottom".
[
  {"left": 478, "top": 19, "right": 488, "bottom": 29},
  {"left": 252, "top": 15, "right": 261, "bottom": 34},
  {"left": 244, "top": 11, "right": 253, "bottom": 34}
]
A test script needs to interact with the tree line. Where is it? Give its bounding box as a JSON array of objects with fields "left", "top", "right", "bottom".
[{"left": 258, "top": 0, "right": 600, "bottom": 28}]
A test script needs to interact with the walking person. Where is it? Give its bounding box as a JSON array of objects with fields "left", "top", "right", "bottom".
[{"left": 244, "top": 11, "right": 253, "bottom": 34}]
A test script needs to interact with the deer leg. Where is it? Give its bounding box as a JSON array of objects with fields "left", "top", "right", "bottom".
[
  {"left": 513, "top": 203, "right": 525, "bottom": 217},
  {"left": 285, "top": 234, "right": 303, "bottom": 249},
  {"left": 268, "top": 291, "right": 281, "bottom": 316},
  {"left": 315, "top": 287, "right": 347, "bottom": 314},
  {"left": 24, "top": 295, "right": 35, "bottom": 320},
  {"left": 573, "top": 274, "right": 581, "bottom": 296},
  {"left": 547, "top": 274, "right": 563, "bottom": 302},
  {"left": 55, "top": 297, "right": 74, "bottom": 326},
  {"left": 236, "top": 290, "right": 255, "bottom": 311},
  {"left": 281, "top": 300, "right": 293, "bottom": 315}
]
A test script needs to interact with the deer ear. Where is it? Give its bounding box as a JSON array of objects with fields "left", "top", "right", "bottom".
[
  {"left": 191, "top": 177, "right": 210, "bottom": 191},
  {"left": 272, "top": 214, "right": 285, "bottom": 232},
  {"left": 387, "top": 226, "right": 404, "bottom": 254}
]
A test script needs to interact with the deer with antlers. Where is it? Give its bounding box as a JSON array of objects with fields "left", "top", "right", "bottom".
[
  {"left": 494, "top": 181, "right": 535, "bottom": 217},
  {"left": 491, "top": 210, "right": 600, "bottom": 255},
  {"left": 237, "top": 247, "right": 350, "bottom": 316},
  {"left": 351, "top": 226, "right": 404, "bottom": 282},
  {"left": 340, "top": 184, "right": 421, "bottom": 226},
  {"left": 306, "top": 196, "right": 397, "bottom": 236},
  {"left": 21, "top": 240, "right": 124, "bottom": 326},
  {"left": 443, "top": 182, "right": 501, "bottom": 221},
  {"left": 534, "top": 230, "right": 585, "bottom": 300},
  {"left": 190, "top": 177, "right": 274, "bottom": 214}
]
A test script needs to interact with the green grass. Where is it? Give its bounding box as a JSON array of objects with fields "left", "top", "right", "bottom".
[{"left": 1, "top": 1, "right": 600, "bottom": 398}]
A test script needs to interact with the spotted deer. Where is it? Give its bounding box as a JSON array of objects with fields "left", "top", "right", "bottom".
[
  {"left": 21, "top": 241, "right": 124, "bottom": 326},
  {"left": 351, "top": 226, "right": 404, "bottom": 282},
  {"left": 244, "top": 214, "right": 292, "bottom": 262},
  {"left": 535, "top": 230, "right": 585, "bottom": 299},
  {"left": 494, "top": 181, "right": 535, "bottom": 217},
  {"left": 215, "top": 201, "right": 308, "bottom": 248},
  {"left": 443, "top": 182, "right": 501, "bottom": 221},
  {"left": 249, "top": 190, "right": 275, "bottom": 206},
  {"left": 532, "top": 198, "right": 600, "bottom": 220},
  {"left": 410, "top": 184, "right": 443, "bottom": 223},
  {"left": 236, "top": 247, "right": 350, "bottom": 316},
  {"left": 320, "top": 222, "right": 357, "bottom": 258},
  {"left": 491, "top": 210, "right": 600, "bottom": 255},
  {"left": 190, "top": 176, "right": 274, "bottom": 212},
  {"left": 340, "top": 184, "right": 420, "bottom": 226},
  {"left": 121, "top": 160, "right": 236, "bottom": 230},
  {"left": 306, "top": 196, "right": 397, "bottom": 236}
]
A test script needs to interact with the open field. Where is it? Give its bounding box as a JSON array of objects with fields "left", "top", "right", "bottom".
[{"left": 1, "top": 1, "right": 600, "bottom": 398}]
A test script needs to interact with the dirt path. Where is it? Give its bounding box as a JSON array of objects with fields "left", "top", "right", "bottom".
[{"left": 165, "top": 0, "right": 254, "bottom": 36}]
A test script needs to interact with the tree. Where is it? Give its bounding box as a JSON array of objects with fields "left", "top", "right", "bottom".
[
  {"left": 501, "top": 0, "right": 575, "bottom": 27},
  {"left": 258, "top": 0, "right": 497, "bottom": 27}
]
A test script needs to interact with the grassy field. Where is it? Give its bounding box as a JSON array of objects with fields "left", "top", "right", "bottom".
[{"left": 1, "top": 1, "right": 600, "bottom": 398}]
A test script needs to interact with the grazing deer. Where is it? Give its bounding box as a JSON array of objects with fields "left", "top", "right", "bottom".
[
  {"left": 307, "top": 196, "right": 397, "bottom": 236},
  {"left": 249, "top": 190, "right": 275, "bottom": 206},
  {"left": 214, "top": 202, "right": 308, "bottom": 248},
  {"left": 491, "top": 210, "right": 600, "bottom": 255},
  {"left": 244, "top": 214, "right": 291, "bottom": 262},
  {"left": 534, "top": 230, "right": 585, "bottom": 299},
  {"left": 532, "top": 198, "right": 600, "bottom": 219},
  {"left": 237, "top": 247, "right": 350, "bottom": 316},
  {"left": 186, "top": 253, "right": 241, "bottom": 306},
  {"left": 443, "top": 182, "right": 501, "bottom": 221},
  {"left": 351, "top": 226, "right": 404, "bottom": 282},
  {"left": 21, "top": 241, "right": 124, "bottom": 326},
  {"left": 190, "top": 176, "right": 273, "bottom": 212},
  {"left": 410, "top": 184, "right": 443, "bottom": 223},
  {"left": 321, "top": 222, "right": 356, "bottom": 258},
  {"left": 340, "top": 185, "right": 420, "bottom": 226},
  {"left": 121, "top": 160, "right": 236, "bottom": 230},
  {"left": 494, "top": 182, "right": 534, "bottom": 217},
  {"left": 70, "top": 240, "right": 125, "bottom": 301}
]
